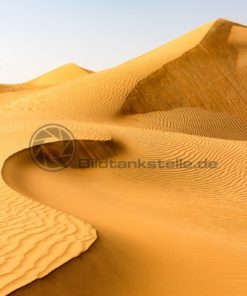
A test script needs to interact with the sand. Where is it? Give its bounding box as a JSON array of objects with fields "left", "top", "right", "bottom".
[
  {"left": 0, "top": 64, "right": 91, "bottom": 105},
  {"left": 0, "top": 18, "right": 247, "bottom": 295},
  {"left": 0, "top": 64, "right": 96, "bottom": 295}
]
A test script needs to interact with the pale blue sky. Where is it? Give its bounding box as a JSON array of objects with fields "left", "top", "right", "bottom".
[{"left": 0, "top": 0, "right": 246, "bottom": 83}]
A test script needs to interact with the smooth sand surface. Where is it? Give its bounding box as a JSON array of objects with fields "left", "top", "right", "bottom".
[{"left": 1, "top": 19, "right": 247, "bottom": 295}]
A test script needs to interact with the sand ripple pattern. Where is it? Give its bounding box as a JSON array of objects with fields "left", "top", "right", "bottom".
[{"left": 0, "top": 184, "right": 96, "bottom": 295}]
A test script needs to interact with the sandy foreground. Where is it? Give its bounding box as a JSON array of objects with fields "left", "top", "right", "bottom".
[{"left": 0, "top": 19, "right": 247, "bottom": 295}]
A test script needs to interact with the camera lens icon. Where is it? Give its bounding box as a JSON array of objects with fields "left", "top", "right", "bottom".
[{"left": 29, "top": 124, "right": 76, "bottom": 171}]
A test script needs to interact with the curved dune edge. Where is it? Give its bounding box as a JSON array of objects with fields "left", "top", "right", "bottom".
[
  {"left": 0, "top": 184, "right": 97, "bottom": 295},
  {"left": 0, "top": 18, "right": 247, "bottom": 296},
  {"left": 0, "top": 120, "right": 110, "bottom": 295},
  {"left": 0, "top": 128, "right": 99, "bottom": 295},
  {"left": 0, "top": 64, "right": 98, "bottom": 295}
]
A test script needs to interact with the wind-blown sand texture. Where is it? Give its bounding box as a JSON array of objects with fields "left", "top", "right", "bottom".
[
  {"left": 0, "top": 65, "right": 96, "bottom": 295},
  {"left": 1, "top": 19, "right": 247, "bottom": 295}
]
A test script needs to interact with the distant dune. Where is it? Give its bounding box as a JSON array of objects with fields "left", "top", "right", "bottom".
[
  {"left": 0, "top": 18, "right": 247, "bottom": 296},
  {"left": 0, "top": 63, "right": 92, "bottom": 106},
  {"left": 30, "top": 63, "right": 92, "bottom": 86}
]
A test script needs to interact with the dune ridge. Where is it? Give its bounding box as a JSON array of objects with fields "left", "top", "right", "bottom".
[
  {"left": 0, "top": 18, "right": 247, "bottom": 295},
  {"left": 121, "top": 19, "right": 247, "bottom": 117},
  {"left": 0, "top": 63, "right": 91, "bottom": 105},
  {"left": 29, "top": 63, "right": 92, "bottom": 86}
]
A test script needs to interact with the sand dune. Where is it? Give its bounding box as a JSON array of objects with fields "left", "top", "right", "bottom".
[
  {"left": 122, "top": 20, "right": 247, "bottom": 118},
  {"left": 0, "top": 18, "right": 247, "bottom": 295},
  {"left": 0, "top": 65, "right": 96, "bottom": 295},
  {"left": 29, "top": 63, "right": 92, "bottom": 86},
  {"left": 0, "top": 63, "right": 91, "bottom": 105}
]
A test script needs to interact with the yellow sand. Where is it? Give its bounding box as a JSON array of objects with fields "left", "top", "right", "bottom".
[
  {"left": 0, "top": 63, "right": 91, "bottom": 105},
  {"left": 0, "top": 64, "right": 96, "bottom": 295},
  {"left": 1, "top": 19, "right": 247, "bottom": 295}
]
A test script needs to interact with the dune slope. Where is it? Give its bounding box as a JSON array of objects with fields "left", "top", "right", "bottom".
[
  {"left": 0, "top": 63, "right": 91, "bottom": 105},
  {"left": 0, "top": 65, "right": 96, "bottom": 295},
  {"left": 122, "top": 19, "right": 247, "bottom": 118}
]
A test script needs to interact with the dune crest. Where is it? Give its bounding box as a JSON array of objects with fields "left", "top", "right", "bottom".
[
  {"left": 0, "top": 63, "right": 92, "bottom": 108},
  {"left": 0, "top": 63, "right": 92, "bottom": 106},
  {"left": 30, "top": 63, "right": 92, "bottom": 86},
  {"left": 121, "top": 19, "right": 247, "bottom": 117}
]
